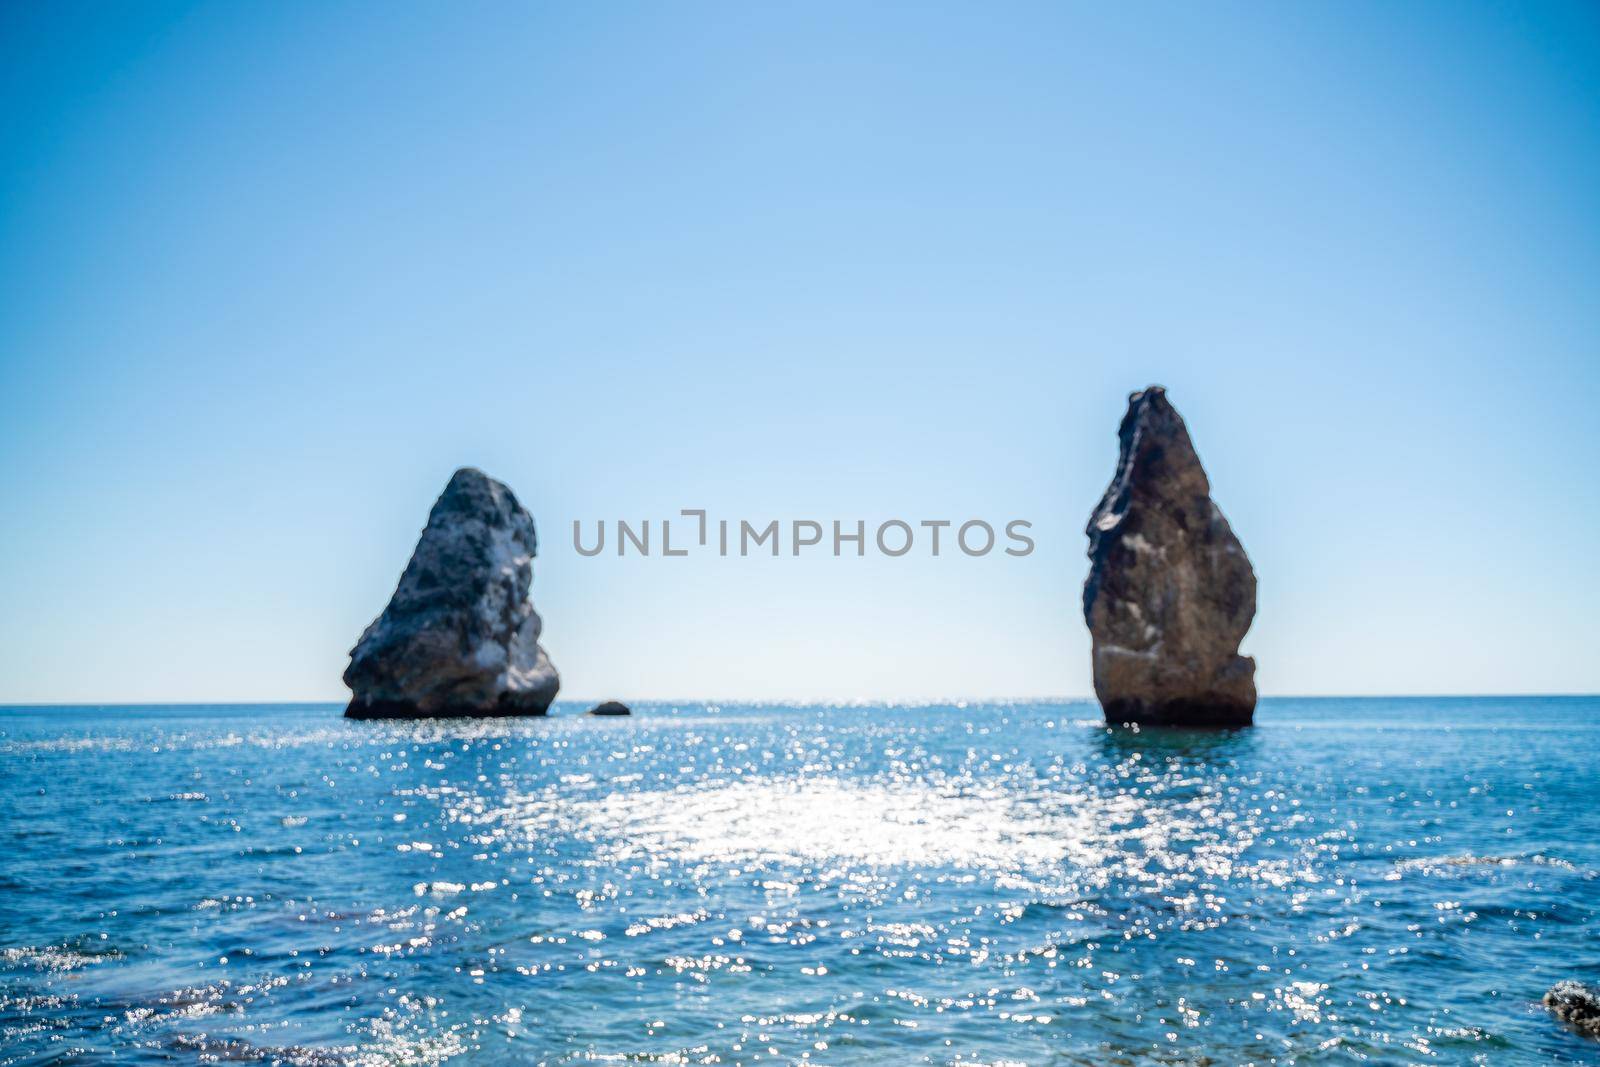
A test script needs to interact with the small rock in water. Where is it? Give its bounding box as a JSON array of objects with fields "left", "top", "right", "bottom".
[
  {"left": 588, "top": 701, "right": 631, "bottom": 716},
  {"left": 1083, "top": 386, "right": 1257, "bottom": 728},
  {"left": 1545, "top": 980, "right": 1600, "bottom": 1038},
  {"left": 343, "top": 468, "right": 559, "bottom": 719}
]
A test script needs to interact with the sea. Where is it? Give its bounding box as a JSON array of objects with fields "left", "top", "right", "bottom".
[{"left": 1, "top": 698, "right": 1597, "bottom": 1065}]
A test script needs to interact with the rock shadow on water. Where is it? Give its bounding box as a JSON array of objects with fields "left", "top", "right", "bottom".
[{"left": 1093, "top": 720, "right": 1262, "bottom": 767}]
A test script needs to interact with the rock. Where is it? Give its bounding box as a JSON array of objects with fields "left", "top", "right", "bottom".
[
  {"left": 588, "top": 701, "right": 631, "bottom": 716},
  {"left": 344, "top": 468, "right": 560, "bottom": 718},
  {"left": 1546, "top": 980, "right": 1600, "bottom": 1038},
  {"left": 1083, "top": 386, "right": 1257, "bottom": 727}
]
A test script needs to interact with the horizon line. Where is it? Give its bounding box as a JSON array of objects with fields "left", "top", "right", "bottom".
[{"left": 2, "top": 692, "right": 1597, "bottom": 709}]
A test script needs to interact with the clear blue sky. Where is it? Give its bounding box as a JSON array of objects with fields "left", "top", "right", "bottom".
[{"left": 2, "top": 2, "right": 1597, "bottom": 703}]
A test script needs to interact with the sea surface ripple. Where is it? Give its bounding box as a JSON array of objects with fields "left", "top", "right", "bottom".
[{"left": 2, "top": 698, "right": 1597, "bottom": 1065}]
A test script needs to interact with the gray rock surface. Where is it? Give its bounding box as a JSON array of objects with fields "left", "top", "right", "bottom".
[
  {"left": 588, "top": 701, "right": 631, "bottom": 716},
  {"left": 344, "top": 468, "right": 559, "bottom": 718},
  {"left": 1546, "top": 980, "right": 1600, "bottom": 1039},
  {"left": 1083, "top": 386, "right": 1257, "bottom": 727}
]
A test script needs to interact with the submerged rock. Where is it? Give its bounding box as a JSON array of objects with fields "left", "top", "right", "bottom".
[
  {"left": 588, "top": 701, "right": 631, "bottom": 716},
  {"left": 344, "top": 468, "right": 559, "bottom": 719},
  {"left": 1546, "top": 980, "right": 1600, "bottom": 1038},
  {"left": 1083, "top": 386, "right": 1257, "bottom": 727}
]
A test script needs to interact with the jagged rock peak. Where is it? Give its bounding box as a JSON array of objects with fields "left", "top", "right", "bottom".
[
  {"left": 1083, "top": 387, "right": 1257, "bottom": 727},
  {"left": 343, "top": 467, "right": 560, "bottom": 719}
]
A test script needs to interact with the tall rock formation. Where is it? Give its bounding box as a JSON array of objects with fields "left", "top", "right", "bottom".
[
  {"left": 1083, "top": 387, "right": 1257, "bottom": 727},
  {"left": 344, "top": 468, "right": 560, "bottom": 718}
]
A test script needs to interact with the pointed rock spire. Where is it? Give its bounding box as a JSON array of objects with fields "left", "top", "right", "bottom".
[
  {"left": 344, "top": 468, "right": 560, "bottom": 718},
  {"left": 1084, "top": 387, "right": 1257, "bottom": 727}
]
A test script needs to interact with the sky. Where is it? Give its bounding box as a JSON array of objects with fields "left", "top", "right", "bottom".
[{"left": 1, "top": 1, "right": 1597, "bottom": 704}]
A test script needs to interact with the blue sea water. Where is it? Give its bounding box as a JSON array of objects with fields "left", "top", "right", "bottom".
[{"left": 2, "top": 698, "right": 1598, "bottom": 1065}]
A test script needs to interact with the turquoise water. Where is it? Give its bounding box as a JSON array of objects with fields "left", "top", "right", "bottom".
[{"left": 2, "top": 698, "right": 1597, "bottom": 1065}]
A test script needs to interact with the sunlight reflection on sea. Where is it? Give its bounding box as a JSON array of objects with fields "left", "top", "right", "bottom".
[{"left": 2, "top": 698, "right": 1597, "bottom": 1065}]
